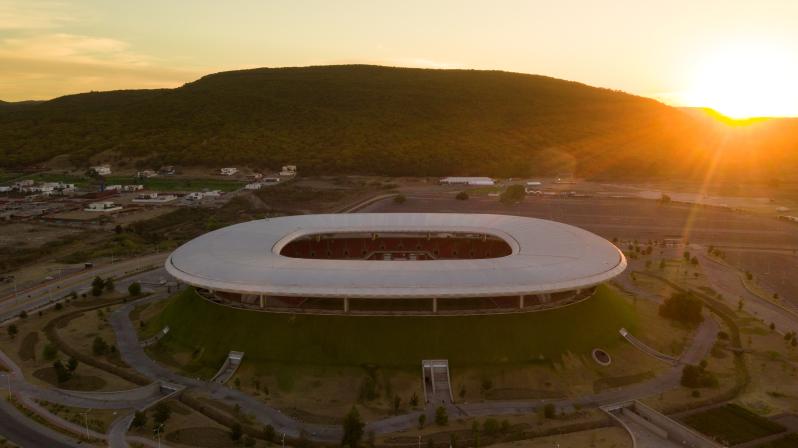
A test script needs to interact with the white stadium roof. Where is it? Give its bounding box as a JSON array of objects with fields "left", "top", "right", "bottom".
[{"left": 166, "top": 213, "right": 626, "bottom": 299}]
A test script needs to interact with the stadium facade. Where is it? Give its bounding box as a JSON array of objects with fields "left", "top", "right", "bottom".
[{"left": 165, "top": 213, "right": 626, "bottom": 315}]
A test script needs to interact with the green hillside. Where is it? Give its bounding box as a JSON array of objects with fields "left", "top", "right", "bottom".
[
  {"left": 147, "top": 285, "right": 636, "bottom": 372},
  {"left": 1, "top": 65, "right": 795, "bottom": 179}
]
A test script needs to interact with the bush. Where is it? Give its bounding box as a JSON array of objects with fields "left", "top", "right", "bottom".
[
  {"left": 659, "top": 291, "right": 703, "bottom": 325},
  {"left": 500, "top": 185, "right": 525, "bottom": 204},
  {"left": 6, "top": 324, "right": 17, "bottom": 339},
  {"left": 131, "top": 410, "right": 147, "bottom": 428},
  {"left": 456, "top": 191, "right": 469, "bottom": 200},
  {"left": 543, "top": 403, "right": 556, "bottom": 419},
  {"left": 153, "top": 402, "right": 171, "bottom": 427},
  {"left": 393, "top": 194, "right": 406, "bottom": 204},
  {"left": 342, "top": 406, "right": 364, "bottom": 448},
  {"left": 435, "top": 406, "right": 448, "bottom": 426},
  {"left": 263, "top": 424, "right": 275, "bottom": 442},
  {"left": 482, "top": 418, "right": 500, "bottom": 435},
  {"left": 681, "top": 363, "right": 718, "bottom": 388},
  {"left": 128, "top": 282, "right": 142, "bottom": 296},
  {"left": 229, "top": 422, "right": 242, "bottom": 441},
  {"left": 52, "top": 360, "right": 72, "bottom": 383},
  {"left": 42, "top": 343, "right": 58, "bottom": 361},
  {"left": 92, "top": 336, "right": 109, "bottom": 356}
]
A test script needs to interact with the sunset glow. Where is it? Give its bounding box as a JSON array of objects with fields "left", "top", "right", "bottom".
[{"left": 683, "top": 43, "right": 798, "bottom": 119}]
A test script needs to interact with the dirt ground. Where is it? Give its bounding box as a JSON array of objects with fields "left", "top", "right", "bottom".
[
  {"left": 490, "top": 426, "right": 631, "bottom": 448},
  {"left": 0, "top": 223, "right": 83, "bottom": 250},
  {"left": 0, "top": 299, "right": 137, "bottom": 391}
]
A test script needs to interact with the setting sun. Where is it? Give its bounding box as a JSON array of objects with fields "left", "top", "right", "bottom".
[{"left": 684, "top": 43, "right": 798, "bottom": 118}]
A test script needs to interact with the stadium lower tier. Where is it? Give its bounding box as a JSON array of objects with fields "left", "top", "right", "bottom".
[{"left": 194, "top": 286, "right": 598, "bottom": 315}]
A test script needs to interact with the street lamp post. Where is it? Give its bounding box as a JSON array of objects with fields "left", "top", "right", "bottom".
[
  {"left": 155, "top": 423, "right": 164, "bottom": 448},
  {"left": 79, "top": 409, "right": 91, "bottom": 440}
]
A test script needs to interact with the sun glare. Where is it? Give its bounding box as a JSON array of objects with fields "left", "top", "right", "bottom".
[{"left": 685, "top": 43, "right": 798, "bottom": 119}]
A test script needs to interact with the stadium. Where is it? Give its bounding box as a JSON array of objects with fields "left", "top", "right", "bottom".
[{"left": 165, "top": 213, "right": 627, "bottom": 315}]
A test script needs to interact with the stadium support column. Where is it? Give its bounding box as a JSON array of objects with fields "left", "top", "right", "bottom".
[
  {"left": 432, "top": 298, "right": 438, "bottom": 314},
  {"left": 344, "top": 297, "right": 349, "bottom": 313},
  {"left": 259, "top": 295, "right": 264, "bottom": 309},
  {"left": 519, "top": 295, "right": 524, "bottom": 309}
]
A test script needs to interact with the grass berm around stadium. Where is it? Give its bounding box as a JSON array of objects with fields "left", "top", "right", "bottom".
[{"left": 147, "top": 285, "right": 637, "bottom": 374}]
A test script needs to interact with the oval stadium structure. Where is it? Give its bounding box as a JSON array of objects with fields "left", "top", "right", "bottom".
[{"left": 165, "top": 213, "right": 627, "bottom": 315}]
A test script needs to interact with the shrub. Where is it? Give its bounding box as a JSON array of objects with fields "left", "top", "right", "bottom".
[
  {"left": 92, "top": 336, "right": 109, "bottom": 356},
  {"left": 482, "top": 418, "right": 500, "bottom": 435},
  {"left": 681, "top": 363, "right": 718, "bottom": 388},
  {"left": 342, "top": 406, "right": 364, "bottom": 448},
  {"left": 6, "top": 324, "right": 17, "bottom": 339},
  {"left": 42, "top": 343, "right": 58, "bottom": 360},
  {"left": 393, "top": 194, "right": 406, "bottom": 204},
  {"left": 500, "top": 185, "right": 525, "bottom": 204},
  {"left": 456, "top": 191, "right": 469, "bottom": 200},
  {"left": 229, "top": 422, "right": 242, "bottom": 441},
  {"left": 131, "top": 410, "right": 147, "bottom": 428},
  {"left": 128, "top": 282, "right": 142, "bottom": 296},
  {"left": 435, "top": 406, "right": 448, "bottom": 426},
  {"left": 659, "top": 291, "right": 703, "bottom": 325},
  {"left": 543, "top": 403, "right": 556, "bottom": 419}
]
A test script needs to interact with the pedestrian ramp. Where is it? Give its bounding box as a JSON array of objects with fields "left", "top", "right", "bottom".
[
  {"left": 212, "top": 351, "right": 245, "bottom": 384},
  {"left": 422, "top": 359, "right": 454, "bottom": 405}
]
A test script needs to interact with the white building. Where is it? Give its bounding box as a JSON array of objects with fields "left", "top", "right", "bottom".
[
  {"left": 439, "top": 177, "right": 495, "bottom": 186},
  {"left": 85, "top": 201, "right": 122, "bottom": 212},
  {"left": 132, "top": 193, "right": 177, "bottom": 204},
  {"left": 122, "top": 185, "right": 144, "bottom": 192},
  {"left": 186, "top": 192, "right": 204, "bottom": 200},
  {"left": 91, "top": 165, "right": 112, "bottom": 176},
  {"left": 245, "top": 183, "right": 263, "bottom": 190},
  {"left": 203, "top": 190, "right": 222, "bottom": 197},
  {"left": 262, "top": 177, "right": 280, "bottom": 184},
  {"left": 526, "top": 181, "right": 542, "bottom": 187},
  {"left": 106, "top": 185, "right": 123, "bottom": 191},
  {"left": 279, "top": 165, "right": 297, "bottom": 177},
  {"left": 137, "top": 170, "right": 158, "bottom": 178},
  {"left": 0, "top": 186, "right": 11, "bottom": 193},
  {"left": 220, "top": 167, "right": 238, "bottom": 176}
]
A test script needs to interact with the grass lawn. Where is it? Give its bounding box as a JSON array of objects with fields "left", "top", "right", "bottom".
[
  {"left": 149, "top": 284, "right": 637, "bottom": 373},
  {"left": 681, "top": 404, "right": 786, "bottom": 446}
]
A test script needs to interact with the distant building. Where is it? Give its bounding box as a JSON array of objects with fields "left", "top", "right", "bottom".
[
  {"left": 106, "top": 185, "right": 123, "bottom": 191},
  {"left": 0, "top": 186, "right": 11, "bottom": 193},
  {"left": 85, "top": 201, "right": 122, "bottom": 212},
  {"left": 203, "top": 190, "right": 222, "bottom": 197},
  {"left": 137, "top": 170, "right": 158, "bottom": 178},
  {"left": 245, "top": 183, "right": 263, "bottom": 190},
  {"left": 526, "top": 181, "right": 542, "bottom": 186},
  {"left": 132, "top": 193, "right": 177, "bottom": 204},
  {"left": 439, "top": 177, "right": 495, "bottom": 186},
  {"left": 279, "top": 165, "right": 297, "bottom": 177},
  {"left": 159, "top": 166, "right": 176, "bottom": 175},
  {"left": 123, "top": 185, "right": 144, "bottom": 192},
  {"left": 220, "top": 167, "right": 238, "bottom": 176},
  {"left": 251, "top": 173, "right": 263, "bottom": 180},
  {"left": 186, "top": 192, "right": 204, "bottom": 200},
  {"left": 91, "top": 165, "right": 112, "bottom": 176},
  {"left": 262, "top": 177, "right": 280, "bottom": 184}
]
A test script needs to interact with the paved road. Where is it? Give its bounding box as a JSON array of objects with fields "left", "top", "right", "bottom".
[
  {"left": 614, "top": 411, "right": 682, "bottom": 448},
  {"left": 0, "top": 397, "right": 85, "bottom": 448},
  {"left": 0, "top": 253, "right": 168, "bottom": 322},
  {"left": 697, "top": 250, "right": 798, "bottom": 336}
]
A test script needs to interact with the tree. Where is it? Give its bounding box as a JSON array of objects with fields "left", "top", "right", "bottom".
[
  {"left": 66, "top": 357, "right": 78, "bottom": 372},
  {"left": 153, "top": 402, "right": 171, "bottom": 427},
  {"left": 229, "top": 422, "right": 243, "bottom": 442},
  {"left": 660, "top": 193, "right": 671, "bottom": 204},
  {"left": 681, "top": 363, "right": 718, "bottom": 388},
  {"left": 128, "top": 282, "right": 142, "bottom": 296},
  {"left": 409, "top": 392, "right": 418, "bottom": 407},
  {"left": 393, "top": 194, "right": 406, "bottom": 204},
  {"left": 52, "top": 360, "right": 72, "bottom": 383},
  {"left": 418, "top": 413, "right": 426, "bottom": 429},
  {"left": 92, "top": 336, "right": 109, "bottom": 356},
  {"left": 543, "top": 403, "right": 556, "bottom": 419},
  {"left": 499, "top": 185, "right": 525, "bottom": 204},
  {"left": 393, "top": 395, "right": 401, "bottom": 414},
  {"left": 263, "top": 424, "right": 275, "bottom": 442},
  {"left": 7, "top": 324, "right": 17, "bottom": 339},
  {"left": 342, "top": 406, "right": 365, "bottom": 448},
  {"left": 131, "top": 410, "right": 147, "bottom": 429},
  {"left": 435, "top": 406, "right": 448, "bottom": 426},
  {"left": 455, "top": 191, "right": 469, "bottom": 200},
  {"left": 104, "top": 277, "right": 115, "bottom": 292},
  {"left": 43, "top": 343, "right": 58, "bottom": 360},
  {"left": 659, "top": 291, "right": 703, "bottom": 325},
  {"left": 482, "top": 418, "right": 500, "bottom": 435}
]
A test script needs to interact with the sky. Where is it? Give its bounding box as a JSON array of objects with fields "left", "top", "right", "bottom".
[{"left": 1, "top": 0, "right": 798, "bottom": 117}]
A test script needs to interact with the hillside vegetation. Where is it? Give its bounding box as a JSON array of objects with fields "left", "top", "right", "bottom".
[
  {"left": 1, "top": 65, "right": 796, "bottom": 179},
  {"left": 148, "top": 285, "right": 636, "bottom": 371}
]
